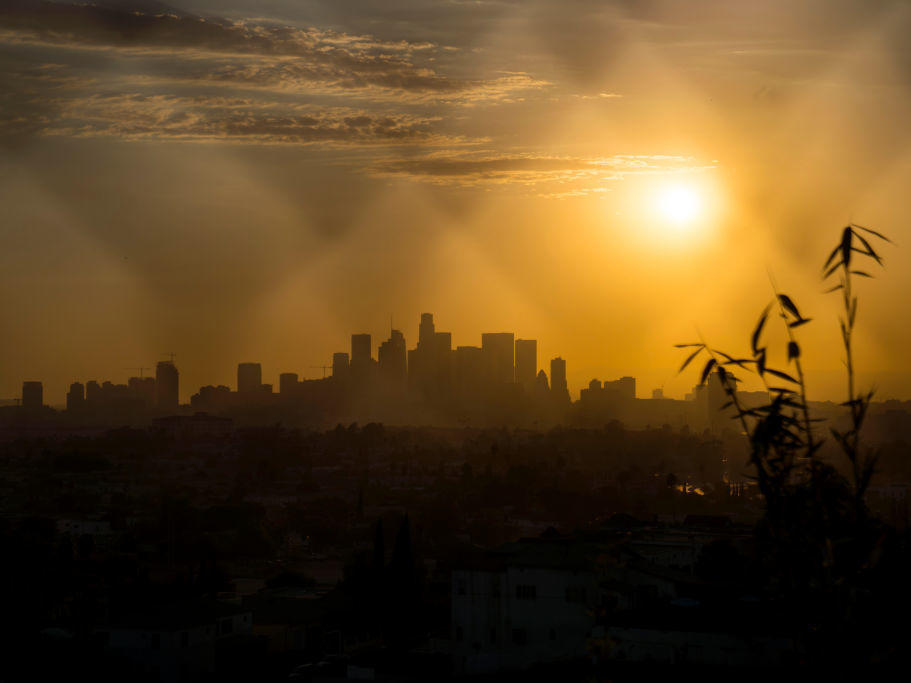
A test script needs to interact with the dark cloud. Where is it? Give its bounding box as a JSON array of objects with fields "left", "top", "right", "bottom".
[
  {"left": 369, "top": 152, "right": 709, "bottom": 193},
  {"left": 42, "top": 93, "right": 457, "bottom": 145},
  {"left": 0, "top": 1, "right": 462, "bottom": 93}
]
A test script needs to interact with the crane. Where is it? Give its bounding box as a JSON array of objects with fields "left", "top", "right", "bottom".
[
  {"left": 310, "top": 365, "right": 332, "bottom": 378},
  {"left": 124, "top": 367, "right": 151, "bottom": 378}
]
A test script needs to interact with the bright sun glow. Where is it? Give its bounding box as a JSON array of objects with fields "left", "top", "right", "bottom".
[{"left": 655, "top": 184, "right": 704, "bottom": 227}]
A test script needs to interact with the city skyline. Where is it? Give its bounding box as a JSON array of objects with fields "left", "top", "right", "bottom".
[{"left": 3, "top": 0, "right": 911, "bottom": 405}]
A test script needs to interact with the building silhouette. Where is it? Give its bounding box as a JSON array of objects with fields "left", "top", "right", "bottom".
[
  {"left": 66, "top": 381, "right": 85, "bottom": 412},
  {"left": 515, "top": 339, "right": 537, "bottom": 392},
  {"left": 332, "top": 352, "right": 350, "bottom": 381},
  {"left": 237, "top": 362, "right": 262, "bottom": 395},
  {"left": 409, "top": 313, "right": 451, "bottom": 396},
  {"left": 155, "top": 361, "right": 179, "bottom": 411},
  {"left": 128, "top": 376, "right": 156, "bottom": 408},
  {"left": 481, "top": 333, "right": 514, "bottom": 385},
  {"left": 550, "top": 357, "right": 569, "bottom": 402},
  {"left": 454, "top": 345, "right": 484, "bottom": 401},
  {"left": 350, "top": 334, "right": 373, "bottom": 383},
  {"left": 21, "top": 381, "right": 43, "bottom": 412},
  {"left": 279, "top": 372, "right": 299, "bottom": 396},
  {"left": 378, "top": 329, "right": 407, "bottom": 386}
]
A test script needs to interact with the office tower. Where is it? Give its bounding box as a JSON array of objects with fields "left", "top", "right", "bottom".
[
  {"left": 237, "top": 362, "right": 263, "bottom": 394},
  {"left": 652, "top": 387, "right": 665, "bottom": 400},
  {"left": 155, "top": 360, "right": 179, "bottom": 411},
  {"left": 550, "top": 357, "right": 569, "bottom": 401},
  {"left": 481, "top": 332, "right": 515, "bottom": 384},
  {"left": 514, "top": 339, "right": 537, "bottom": 391},
  {"left": 66, "top": 382, "right": 85, "bottom": 412},
  {"left": 350, "top": 333, "right": 373, "bottom": 382},
  {"left": 332, "top": 352, "right": 350, "bottom": 380},
  {"left": 604, "top": 376, "right": 636, "bottom": 400},
  {"left": 454, "top": 345, "right": 484, "bottom": 398},
  {"left": 279, "top": 372, "right": 299, "bottom": 396},
  {"left": 418, "top": 313, "right": 435, "bottom": 347},
  {"left": 128, "top": 376, "right": 156, "bottom": 408},
  {"left": 533, "top": 369, "right": 550, "bottom": 400},
  {"left": 433, "top": 331, "right": 452, "bottom": 392},
  {"left": 378, "top": 329, "right": 407, "bottom": 385},
  {"left": 408, "top": 314, "right": 453, "bottom": 397},
  {"left": 21, "top": 381, "right": 43, "bottom": 411},
  {"left": 85, "top": 380, "right": 101, "bottom": 405}
]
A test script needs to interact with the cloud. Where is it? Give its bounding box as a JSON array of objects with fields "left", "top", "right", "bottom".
[
  {"left": 369, "top": 151, "right": 713, "bottom": 192},
  {"left": 0, "top": 2, "right": 547, "bottom": 102},
  {"left": 38, "top": 93, "right": 474, "bottom": 146}
]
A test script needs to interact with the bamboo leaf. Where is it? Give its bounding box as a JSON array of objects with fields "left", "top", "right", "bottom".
[
  {"left": 840, "top": 226, "right": 853, "bottom": 269},
  {"left": 777, "top": 293, "right": 803, "bottom": 321},
  {"left": 789, "top": 318, "right": 812, "bottom": 328},
  {"left": 752, "top": 305, "right": 771, "bottom": 355},
  {"left": 853, "top": 233, "right": 883, "bottom": 265},
  {"left": 851, "top": 270, "right": 873, "bottom": 278},
  {"left": 852, "top": 223, "right": 894, "bottom": 244},
  {"left": 823, "top": 243, "right": 841, "bottom": 270},
  {"left": 823, "top": 262, "right": 842, "bottom": 280},
  {"left": 700, "top": 358, "right": 717, "bottom": 386},
  {"left": 787, "top": 341, "right": 800, "bottom": 361},
  {"left": 765, "top": 368, "right": 799, "bottom": 384},
  {"left": 679, "top": 347, "right": 703, "bottom": 373}
]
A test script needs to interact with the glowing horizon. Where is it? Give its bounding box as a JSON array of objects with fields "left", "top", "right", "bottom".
[{"left": 1, "top": 0, "right": 910, "bottom": 404}]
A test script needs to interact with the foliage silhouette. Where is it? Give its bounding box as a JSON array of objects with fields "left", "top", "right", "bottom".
[{"left": 677, "top": 224, "right": 895, "bottom": 665}]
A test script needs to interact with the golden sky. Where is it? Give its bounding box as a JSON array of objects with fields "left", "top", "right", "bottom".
[{"left": 2, "top": 0, "right": 910, "bottom": 403}]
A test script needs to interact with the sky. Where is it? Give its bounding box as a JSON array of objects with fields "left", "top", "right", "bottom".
[{"left": 2, "top": 0, "right": 911, "bottom": 404}]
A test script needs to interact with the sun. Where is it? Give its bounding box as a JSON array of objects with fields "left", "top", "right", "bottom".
[{"left": 655, "top": 184, "right": 703, "bottom": 227}]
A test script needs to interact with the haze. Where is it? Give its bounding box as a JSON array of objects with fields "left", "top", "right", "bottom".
[{"left": 2, "top": 0, "right": 910, "bottom": 404}]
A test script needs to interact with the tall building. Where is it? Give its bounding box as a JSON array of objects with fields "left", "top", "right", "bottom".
[
  {"left": 378, "top": 329, "right": 407, "bottom": 385},
  {"left": 66, "top": 382, "right": 85, "bottom": 412},
  {"left": 237, "top": 362, "right": 262, "bottom": 394},
  {"left": 604, "top": 376, "right": 636, "bottom": 400},
  {"left": 481, "top": 333, "right": 515, "bottom": 384},
  {"left": 21, "top": 381, "right": 43, "bottom": 412},
  {"left": 128, "top": 376, "right": 156, "bottom": 408},
  {"left": 86, "top": 380, "right": 101, "bottom": 405},
  {"left": 515, "top": 339, "right": 537, "bottom": 391},
  {"left": 550, "top": 357, "right": 569, "bottom": 402},
  {"left": 332, "top": 352, "right": 350, "bottom": 380},
  {"left": 155, "top": 361, "right": 179, "bottom": 411},
  {"left": 408, "top": 314, "right": 453, "bottom": 397},
  {"left": 418, "top": 313, "right": 435, "bottom": 347},
  {"left": 350, "top": 333, "right": 374, "bottom": 385},
  {"left": 279, "top": 372, "right": 299, "bottom": 396},
  {"left": 454, "top": 345, "right": 484, "bottom": 399}
]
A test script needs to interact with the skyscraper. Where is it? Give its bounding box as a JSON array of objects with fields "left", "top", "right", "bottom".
[
  {"left": 332, "top": 352, "right": 350, "bottom": 380},
  {"left": 550, "top": 357, "right": 569, "bottom": 402},
  {"left": 237, "top": 362, "right": 262, "bottom": 394},
  {"left": 481, "top": 332, "right": 514, "bottom": 384},
  {"left": 418, "top": 313, "right": 435, "bottom": 347},
  {"left": 128, "top": 376, "right": 156, "bottom": 408},
  {"left": 514, "top": 338, "right": 537, "bottom": 391},
  {"left": 279, "top": 372, "right": 299, "bottom": 396},
  {"left": 378, "top": 329, "right": 407, "bottom": 385},
  {"left": 66, "top": 381, "right": 85, "bottom": 412},
  {"left": 454, "top": 345, "right": 484, "bottom": 400},
  {"left": 155, "top": 361, "right": 179, "bottom": 411},
  {"left": 21, "top": 381, "right": 43, "bottom": 412},
  {"left": 350, "top": 333, "right": 373, "bottom": 382}
]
